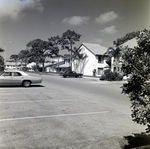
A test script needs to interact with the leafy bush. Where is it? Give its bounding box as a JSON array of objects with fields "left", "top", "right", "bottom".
[
  {"left": 121, "top": 28, "right": 150, "bottom": 133},
  {"left": 100, "top": 69, "right": 123, "bottom": 81}
]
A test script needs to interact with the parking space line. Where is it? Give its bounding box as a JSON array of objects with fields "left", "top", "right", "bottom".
[
  {"left": 0, "top": 111, "right": 109, "bottom": 122},
  {"left": 0, "top": 100, "right": 76, "bottom": 104}
]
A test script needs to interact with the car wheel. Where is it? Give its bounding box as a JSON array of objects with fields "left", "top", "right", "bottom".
[{"left": 22, "top": 80, "right": 31, "bottom": 87}]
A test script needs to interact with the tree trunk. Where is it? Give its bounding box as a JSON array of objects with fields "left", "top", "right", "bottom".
[{"left": 42, "top": 61, "right": 45, "bottom": 72}]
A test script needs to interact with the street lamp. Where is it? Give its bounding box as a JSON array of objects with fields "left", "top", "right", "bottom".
[{"left": 4, "top": 41, "right": 12, "bottom": 69}]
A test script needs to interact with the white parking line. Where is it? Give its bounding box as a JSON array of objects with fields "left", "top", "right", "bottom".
[
  {"left": 0, "top": 111, "right": 109, "bottom": 122},
  {"left": 0, "top": 100, "right": 76, "bottom": 104}
]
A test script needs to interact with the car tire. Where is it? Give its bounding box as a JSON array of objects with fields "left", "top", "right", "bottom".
[{"left": 22, "top": 80, "right": 31, "bottom": 87}]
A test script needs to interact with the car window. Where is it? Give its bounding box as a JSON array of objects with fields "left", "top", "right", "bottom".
[
  {"left": 0, "top": 71, "right": 4, "bottom": 76},
  {"left": 13, "top": 72, "right": 22, "bottom": 76},
  {"left": 1, "top": 72, "right": 12, "bottom": 76}
]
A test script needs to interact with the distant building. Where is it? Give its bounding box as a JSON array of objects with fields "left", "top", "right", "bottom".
[
  {"left": 72, "top": 43, "right": 109, "bottom": 76},
  {"left": 111, "top": 38, "right": 138, "bottom": 73},
  {"left": 5, "top": 60, "right": 24, "bottom": 70},
  {"left": 45, "top": 56, "right": 70, "bottom": 73}
]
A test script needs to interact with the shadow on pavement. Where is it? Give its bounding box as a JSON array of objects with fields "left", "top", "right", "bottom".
[
  {"left": 123, "top": 132, "right": 150, "bottom": 149},
  {"left": 30, "top": 85, "right": 44, "bottom": 88},
  {"left": 0, "top": 85, "right": 44, "bottom": 88}
]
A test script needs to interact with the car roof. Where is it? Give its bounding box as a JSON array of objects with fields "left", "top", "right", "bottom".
[{"left": 4, "top": 69, "right": 29, "bottom": 76}]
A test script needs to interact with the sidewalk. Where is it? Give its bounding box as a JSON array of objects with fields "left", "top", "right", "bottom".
[
  {"left": 82, "top": 75, "right": 127, "bottom": 83},
  {"left": 83, "top": 76, "right": 100, "bottom": 81}
]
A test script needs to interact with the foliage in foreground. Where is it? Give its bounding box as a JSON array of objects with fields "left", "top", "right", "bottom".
[{"left": 121, "top": 28, "right": 150, "bottom": 132}]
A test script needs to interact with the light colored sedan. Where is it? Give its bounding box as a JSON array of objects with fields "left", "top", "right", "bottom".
[{"left": 0, "top": 70, "right": 42, "bottom": 87}]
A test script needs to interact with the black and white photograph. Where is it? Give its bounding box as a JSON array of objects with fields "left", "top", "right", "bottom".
[{"left": 0, "top": 0, "right": 150, "bottom": 148}]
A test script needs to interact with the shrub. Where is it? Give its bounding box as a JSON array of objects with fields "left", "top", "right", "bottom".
[{"left": 100, "top": 69, "right": 123, "bottom": 81}]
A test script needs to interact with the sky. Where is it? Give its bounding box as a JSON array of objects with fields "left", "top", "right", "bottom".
[{"left": 0, "top": 0, "right": 149, "bottom": 60}]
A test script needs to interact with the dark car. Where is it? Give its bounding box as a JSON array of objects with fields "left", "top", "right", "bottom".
[
  {"left": 60, "top": 69, "right": 71, "bottom": 76},
  {"left": 62, "top": 71, "right": 83, "bottom": 78}
]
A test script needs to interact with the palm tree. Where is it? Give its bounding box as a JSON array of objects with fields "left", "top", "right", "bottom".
[
  {"left": 60, "top": 30, "right": 81, "bottom": 70},
  {"left": 103, "top": 46, "right": 122, "bottom": 69}
]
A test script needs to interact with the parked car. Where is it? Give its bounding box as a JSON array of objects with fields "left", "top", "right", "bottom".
[
  {"left": 62, "top": 71, "right": 83, "bottom": 78},
  {"left": 60, "top": 70, "right": 66, "bottom": 76},
  {"left": 0, "top": 70, "right": 42, "bottom": 87},
  {"left": 60, "top": 69, "right": 71, "bottom": 76}
]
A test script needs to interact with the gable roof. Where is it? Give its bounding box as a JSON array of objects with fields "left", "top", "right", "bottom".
[
  {"left": 122, "top": 38, "right": 137, "bottom": 48},
  {"left": 81, "top": 43, "right": 107, "bottom": 55}
]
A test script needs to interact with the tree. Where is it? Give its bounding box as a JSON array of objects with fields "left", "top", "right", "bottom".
[
  {"left": 0, "top": 47, "right": 4, "bottom": 52},
  {"left": 0, "top": 55, "right": 4, "bottom": 71},
  {"left": 10, "top": 54, "right": 18, "bottom": 60},
  {"left": 18, "top": 50, "right": 30, "bottom": 64},
  {"left": 113, "top": 31, "right": 140, "bottom": 46},
  {"left": 0, "top": 47, "right": 4, "bottom": 71},
  {"left": 60, "top": 30, "right": 81, "bottom": 69},
  {"left": 48, "top": 35, "right": 60, "bottom": 56},
  {"left": 103, "top": 31, "right": 140, "bottom": 67},
  {"left": 103, "top": 47, "right": 122, "bottom": 67},
  {"left": 121, "top": 28, "right": 150, "bottom": 132},
  {"left": 18, "top": 50, "right": 30, "bottom": 70},
  {"left": 26, "top": 38, "right": 59, "bottom": 72},
  {"left": 10, "top": 54, "right": 19, "bottom": 68},
  {"left": 48, "top": 35, "right": 61, "bottom": 71}
]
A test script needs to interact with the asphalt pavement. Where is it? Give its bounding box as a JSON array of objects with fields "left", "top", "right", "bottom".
[{"left": 0, "top": 73, "right": 145, "bottom": 149}]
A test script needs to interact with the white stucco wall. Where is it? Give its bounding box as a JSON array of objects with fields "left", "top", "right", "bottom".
[
  {"left": 72, "top": 45, "right": 96, "bottom": 76},
  {"left": 72, "top": 45, "right": 108, "bottom": 76}
]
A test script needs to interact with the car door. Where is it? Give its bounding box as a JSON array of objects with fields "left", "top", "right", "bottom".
[
  {"left": 11, "top": 72, "right": 23, "bottom": 85},
  {"left": 69, "top": 71, "right": 76, "bottom": 77},
  {"left": 0, "top": 72, "right": 13, "bottom": 85}
]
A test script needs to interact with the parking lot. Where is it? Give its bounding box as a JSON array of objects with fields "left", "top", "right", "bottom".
[{"left": 0, "top": 75, "right": 146, "bottom": 149}]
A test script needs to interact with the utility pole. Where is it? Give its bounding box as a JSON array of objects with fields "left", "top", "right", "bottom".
[
  {"left": 4, "top": 41, "right": 12, "bottom": 69},
  {"left": 4, "top": 43, "right": 6, "bottom": 69}
]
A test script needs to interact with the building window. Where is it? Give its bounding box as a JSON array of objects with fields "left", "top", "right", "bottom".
[
  {"left": 98, "top": 68, "right": 103, "bottom": 75},
  {"left": 98, "top": 55, "right": 103, "bottom": 63}
]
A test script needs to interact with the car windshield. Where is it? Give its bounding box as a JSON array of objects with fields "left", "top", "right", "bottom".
[
  {"left": 0, "top": 71, "right": 4, "bottom": 76},
  {"left": 1, "top": 72, "right": 12, "bottom": 76}
]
